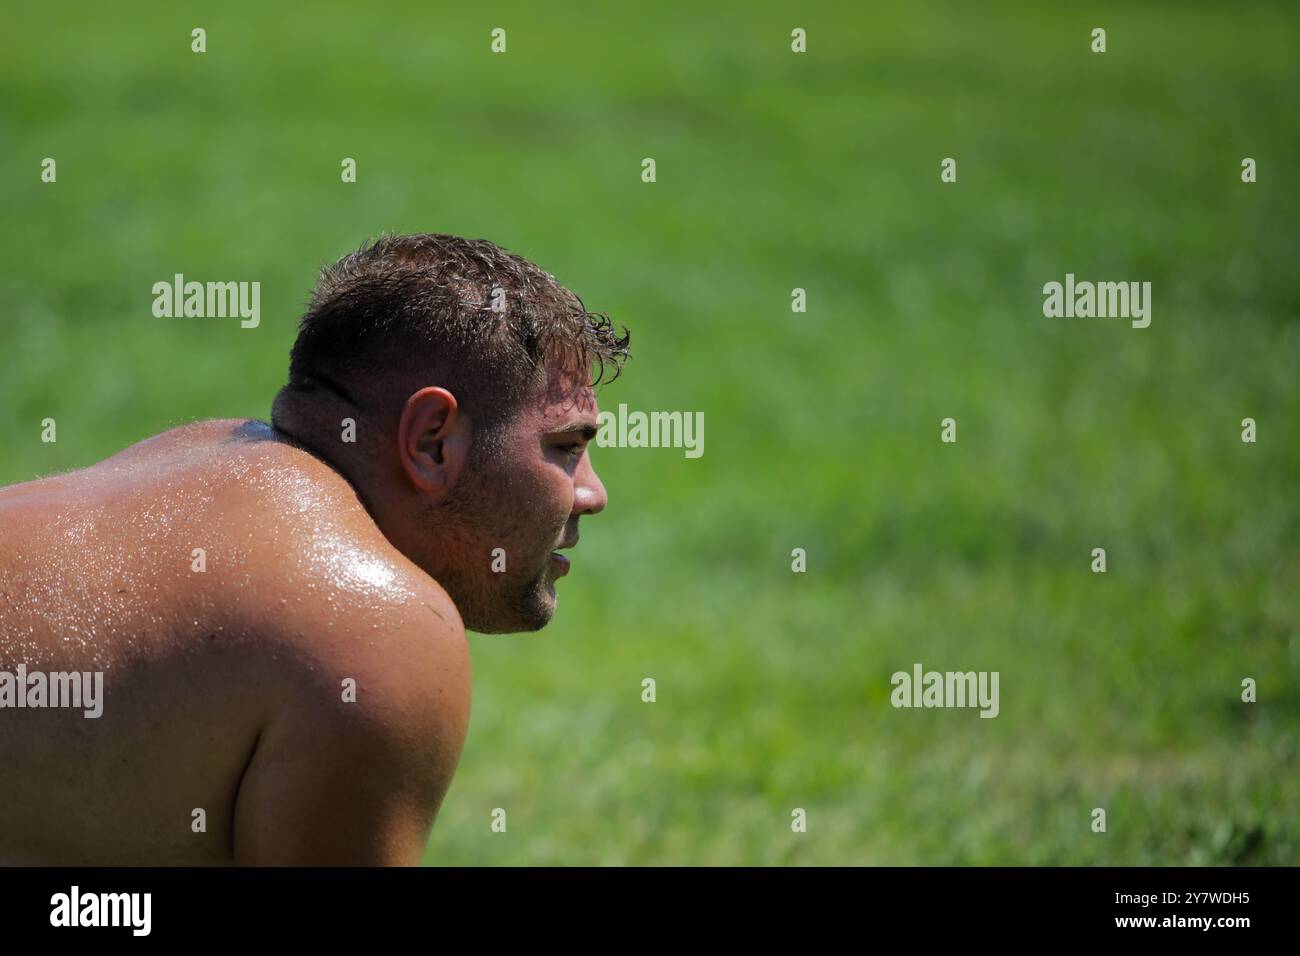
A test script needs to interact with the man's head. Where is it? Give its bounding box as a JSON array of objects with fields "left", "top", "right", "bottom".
[{"left": 271, "top": 233, "right": 629, "bottom": 633}]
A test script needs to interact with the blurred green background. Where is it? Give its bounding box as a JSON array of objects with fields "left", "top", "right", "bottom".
[{"left": 2, "top": 1, "right": 1297, "bottom": 864}]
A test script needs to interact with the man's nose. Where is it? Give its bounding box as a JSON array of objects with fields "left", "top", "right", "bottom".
[{"left": 573, "top": 451, "right": 607, "bottom": 516}]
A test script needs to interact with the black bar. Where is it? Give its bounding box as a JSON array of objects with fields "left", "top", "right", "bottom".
[{"left": 0, "top": 866, "right": 1288, "bottom": 942}]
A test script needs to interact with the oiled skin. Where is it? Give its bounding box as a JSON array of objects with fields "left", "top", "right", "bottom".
[{"left": 0, "top": 419, "right": 471, "bottom": 865}]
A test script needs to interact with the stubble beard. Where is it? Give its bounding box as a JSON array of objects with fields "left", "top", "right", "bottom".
[{"left": 432, "top": 461, "right": 559, "bottom": 635}]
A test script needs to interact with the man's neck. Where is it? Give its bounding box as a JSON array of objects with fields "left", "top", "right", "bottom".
[{"left": 270, "top": 384, "right": 378, "bottom": 518}]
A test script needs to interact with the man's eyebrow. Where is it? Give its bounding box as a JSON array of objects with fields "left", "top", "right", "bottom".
[{"left": 547, "top": 420, "right": 598, "bottom": 440}]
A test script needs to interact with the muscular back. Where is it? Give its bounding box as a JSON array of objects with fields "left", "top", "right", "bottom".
[{"left": 0, "top": 420, "right": 471, "bottom": 865}]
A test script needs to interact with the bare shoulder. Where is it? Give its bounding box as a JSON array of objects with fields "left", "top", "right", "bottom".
[
  {"left": 174, "top": 419, "right": 475, "bottom": 766},
  {"left": 229, "top": 531, "right": 471, "bottom": 864},
  {"left": 263, "top": 553, "right": 471, "bottom": 733},
  {"left": 227, "top": 429, "right": 473, "bottom": 773},
  {"left": 173, "top": 421, "right": 475, "bottom": 863}
]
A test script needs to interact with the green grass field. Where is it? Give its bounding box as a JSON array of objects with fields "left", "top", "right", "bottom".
[{"left": 2, "top": 1, "right": 1297, "bottom": 864}]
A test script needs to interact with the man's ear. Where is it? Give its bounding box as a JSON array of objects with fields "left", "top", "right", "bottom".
[{"left": 397, "top": 387, "right": 471, "bottom": 495}]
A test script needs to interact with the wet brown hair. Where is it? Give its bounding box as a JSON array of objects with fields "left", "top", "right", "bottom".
[{"left": 278, "top": 233, "right": 629, "bottom": 432}]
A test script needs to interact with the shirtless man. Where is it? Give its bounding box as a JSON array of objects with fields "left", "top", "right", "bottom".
[{"left": 0, "top": 233, "right": 630, "bottom": 865}]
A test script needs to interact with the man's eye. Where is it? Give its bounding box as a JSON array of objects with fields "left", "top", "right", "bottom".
[{"left": 560, "top": 442, "right": 585, "bottom": 457}]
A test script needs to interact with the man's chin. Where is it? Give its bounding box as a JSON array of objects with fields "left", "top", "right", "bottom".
[{"left": 465, "top": 581, "right": 557, "bottom": 634}]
